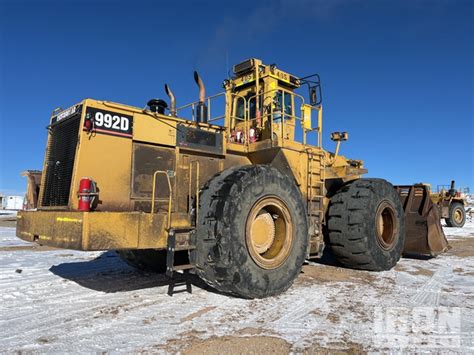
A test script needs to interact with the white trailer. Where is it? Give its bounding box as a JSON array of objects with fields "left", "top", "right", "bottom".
[{"left": 2, "top": 196, "right": 24, "bottom": 210}]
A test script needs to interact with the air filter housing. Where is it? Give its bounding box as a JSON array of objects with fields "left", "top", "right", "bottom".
[{"left": 233, "top": 58, "right": 256, "bottom": 75}]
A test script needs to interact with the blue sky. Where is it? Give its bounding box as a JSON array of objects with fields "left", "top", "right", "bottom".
[{"left": 0, "top": 0, "right": 472, "bottom": 195}]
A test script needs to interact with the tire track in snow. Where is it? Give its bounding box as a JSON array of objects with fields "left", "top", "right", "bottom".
[{"left": 409, "top": 265, "right": 453, "bottom": 307}]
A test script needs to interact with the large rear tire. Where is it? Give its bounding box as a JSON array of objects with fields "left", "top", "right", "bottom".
[
  {"left": 327, "top": 178, "right": 405, "bottom": 271},
  {"left": 445, "top": 202, "right": 466, "bottom": 228},
  {"left": 191, "top": 165, "right": 309, "bottom": 298}
]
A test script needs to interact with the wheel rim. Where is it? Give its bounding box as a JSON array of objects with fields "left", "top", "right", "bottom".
[
  {"left": 375, "top": 201, "right": 398, "bottom": 250},
  {"left": 453, "top": 208, "right": 463, "bottom": 224},
  {"left": 246, "top": 196, "right": 293, "bottom": 269}
]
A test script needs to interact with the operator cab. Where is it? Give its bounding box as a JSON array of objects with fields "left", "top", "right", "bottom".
[
  {"left": 225, "top": 58, "right": 301, "bottom": 144},
  {"left": 159, "top": 58, "right": 322, "bottom": 148},
  {"left": 222, "top": 58, "right": 322, "bottom": 147}
]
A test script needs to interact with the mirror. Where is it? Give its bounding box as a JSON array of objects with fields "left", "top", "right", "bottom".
[{"left": 309, "top": 84, "right": 322, "bottom": 106}]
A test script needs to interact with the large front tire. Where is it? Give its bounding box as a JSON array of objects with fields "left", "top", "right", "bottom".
[
  {"left": 445, "top": 202, "right": 466, "bottom": 228},
  {"left": 327, "top": 178, "right": 405, "bottom": 271},
  {"left": 191, "top": 165, "right": 309, "bottom": 298}
]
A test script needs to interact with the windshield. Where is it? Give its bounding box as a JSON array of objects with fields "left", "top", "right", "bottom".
[{"left": 235, "top": 93, "right": 262, "bottom": 120}]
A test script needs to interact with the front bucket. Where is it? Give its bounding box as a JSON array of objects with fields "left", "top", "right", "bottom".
[{"left": 395, "top": 184, "right": 450, "bottom": 257}]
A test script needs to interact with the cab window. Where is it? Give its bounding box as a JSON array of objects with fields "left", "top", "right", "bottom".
[{"left": 235, "top": 93, "right": 262, "bottom": 120}]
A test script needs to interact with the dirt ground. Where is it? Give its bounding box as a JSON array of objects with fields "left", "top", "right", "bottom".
[
  {"left": 0, "top": 219, "right": 17, "bottom": 228},
  {"left": 1, "top": 221, "right": 473, "bottom": 353}
]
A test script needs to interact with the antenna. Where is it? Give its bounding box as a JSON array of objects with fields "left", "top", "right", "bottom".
[{"left": 225, "top": 51, "right": 230, "bottom": 79}]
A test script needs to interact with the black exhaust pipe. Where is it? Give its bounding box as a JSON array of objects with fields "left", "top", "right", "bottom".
[
  {"left": 194, "top": 71, "right": 207, "bottom": 123},
  {"left": 448, "top": 180, "right": 457, "bottom": 196}
]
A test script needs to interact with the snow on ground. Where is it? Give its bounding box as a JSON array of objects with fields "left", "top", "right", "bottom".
[
  {"left": 1, "top": 222, "right": 473, "bottom": 353},
  {"left": 443, "top": 218, "right": 474, "bottom": 239},
  {"left": 0, "top": 210, "right": 18, "bottom": 217}
]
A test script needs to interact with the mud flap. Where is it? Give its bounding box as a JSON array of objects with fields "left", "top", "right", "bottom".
[{"left": 395, "top": 184, "right": 450, "bottom": 257}]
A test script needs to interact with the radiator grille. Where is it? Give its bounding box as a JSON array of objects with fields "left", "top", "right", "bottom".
[{"left": 41, "top": 114, "right": 81, "bottom": 207}]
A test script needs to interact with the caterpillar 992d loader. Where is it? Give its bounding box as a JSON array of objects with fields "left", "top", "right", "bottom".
[{"left": 16, "top": 58, "right": 449, "bottom": 298}]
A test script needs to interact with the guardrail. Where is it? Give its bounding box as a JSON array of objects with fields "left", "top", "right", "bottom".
[{"left": 175, "top": 88, "right": 322, "bottom": 148}]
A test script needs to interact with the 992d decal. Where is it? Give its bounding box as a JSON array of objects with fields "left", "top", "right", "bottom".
[{"left": 84, "top": 107, "right": 133, "bottom": 138}]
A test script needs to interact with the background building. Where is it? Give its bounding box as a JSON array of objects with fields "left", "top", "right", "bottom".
[{"left": 1, "top": 195, "right": 24, "bottom": 210}]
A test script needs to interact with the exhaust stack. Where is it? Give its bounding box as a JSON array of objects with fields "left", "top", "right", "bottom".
[
  {"left": 194, "top": 71, "right": 206, "bottom": 103},
  {"left": 448, "top": 180, "right": 457, "bottom": 196},
  {"left": 193, "top": 71, "right": 208, "bottom": 123},
  {"left": 164, "top": 84, "right": 177, "bottom": 117}
]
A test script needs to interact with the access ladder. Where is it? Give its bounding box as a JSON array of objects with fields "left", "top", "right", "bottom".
[{"left": 307, "top": 151, "right": 325, "bottom": 257}]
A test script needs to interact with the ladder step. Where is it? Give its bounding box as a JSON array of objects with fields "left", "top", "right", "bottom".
[
  {"left": 174, "top": 245, "right": 196, "bottom": 251},
  {"left": 174, "top": 231, "right": 194, "bottom": 234},
  {"left": 308, "top": 153, "right": 325, "bottom": 241},
  {"left": 173, "top": 264, "right": 194, "bottom": 271},
  {"left": 166, "top": 228, "right": 195, "bottom": 277}
]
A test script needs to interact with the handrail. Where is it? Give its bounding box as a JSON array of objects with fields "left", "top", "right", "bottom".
[
  {"left": 188, "top": 161, "right": 200, "bottom": 224},
  {"left": 176, "top": 92, "right": 247, "bottom": 123},
  {"left": 246, "top": 88, "right": 307, "bottom": 146},
  {"left": 151, "top": 170, "right": 173, "bottom": 229},
  {"left": 247, "top": 88, "right": 307, "bottom": 117},
  {"left": 176, "top": 92, "right": 225, "bottom": 112},
  {"left": 173, "top": 87, "right": 322, "bottom": 149},
  {"left": 244, "top": 88, "right": 324, "bottom": 148}
]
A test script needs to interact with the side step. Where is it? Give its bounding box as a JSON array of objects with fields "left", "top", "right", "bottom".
[
  {"left": 166, "top": 227, "right": 196, "bottom": 296},
  {"left": 166, "top": 228, "right": 195, "bottom": 278}
]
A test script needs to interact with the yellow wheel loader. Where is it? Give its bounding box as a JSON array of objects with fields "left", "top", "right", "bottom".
[
  {"left": 16, "top": 58, "right": 448, "bottom": 298},
  {"left": 430, "top": 181, "right": 467, "bottom": 228}
]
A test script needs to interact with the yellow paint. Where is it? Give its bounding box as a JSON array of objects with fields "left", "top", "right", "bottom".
[
  {"left": 317, "top": 105, "right": 323, "bottom": 133},
  {"left": 73, "top": 100, "right": 133, "bottom": 212},
  {"left": 302, "top": 104, "right": 312, "bottom": 130},
  {"left": 56, "top": 217, "right": 82, "bottom": 223},
  {"left": 133, "top": 112, "right": 178, "bottom": 146}
]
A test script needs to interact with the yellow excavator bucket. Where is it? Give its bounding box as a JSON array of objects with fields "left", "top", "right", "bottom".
[{"left": 396, "top": 184, "right": 450, "bottom": 256}]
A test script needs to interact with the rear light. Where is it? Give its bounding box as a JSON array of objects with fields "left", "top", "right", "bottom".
[
  {"left": 84, "top": 112, "right": 93, "bottom": 132},
  {"left": 84, "top": 118, "right": 92, "bottom": 131}
]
